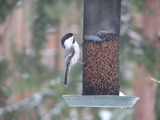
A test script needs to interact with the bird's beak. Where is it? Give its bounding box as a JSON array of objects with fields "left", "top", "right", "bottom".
[
  {"left": 73, "top": 33, "right": 77, "bottom": 36},
  {"left": 73, "top": 34, "right": 76, "bottom": 39}
]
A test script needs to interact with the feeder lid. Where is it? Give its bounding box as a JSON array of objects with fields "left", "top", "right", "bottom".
[{"left": 63, "top": 95, "right": 139, "bottom": 108}]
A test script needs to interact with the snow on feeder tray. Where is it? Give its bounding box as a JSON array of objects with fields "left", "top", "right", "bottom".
[{"left": 63, "top": 0, "right": 139, "bottom": 107}]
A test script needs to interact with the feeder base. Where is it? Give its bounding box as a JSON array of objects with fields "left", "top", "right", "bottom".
[{"left": 63, "top": 95, "right": 139, "bottom": 108}]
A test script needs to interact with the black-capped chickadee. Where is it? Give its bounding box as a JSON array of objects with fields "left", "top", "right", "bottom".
[{"left": 61, "top": 33, "right": 80, "bottom": 87}]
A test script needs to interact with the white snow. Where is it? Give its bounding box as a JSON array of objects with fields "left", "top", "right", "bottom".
[
  {"left": 99, "top": 110, "right": 112, "bottom": 120},
  {"left": 119, "top": 91, "right": 126, "bottom": 96},
  {"left": 84, "top": 35, "right": 101, "bottom": 41}
]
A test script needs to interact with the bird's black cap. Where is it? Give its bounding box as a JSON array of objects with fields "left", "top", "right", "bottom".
[{"left": 61, "top": 33, "right": 74, "bottom": 48}]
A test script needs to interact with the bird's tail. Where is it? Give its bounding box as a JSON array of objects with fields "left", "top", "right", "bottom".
[{"left": 64, "top": 64, "right": 70, "bottom": 87}]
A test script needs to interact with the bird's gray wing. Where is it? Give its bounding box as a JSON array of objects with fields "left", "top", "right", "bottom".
[{"left": 64, "top": 47, "right": 75, "bottom": 87}]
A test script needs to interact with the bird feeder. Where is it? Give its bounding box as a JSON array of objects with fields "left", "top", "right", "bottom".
[{"left": 63, "top": 0, "right": 139, "bottom": 107}]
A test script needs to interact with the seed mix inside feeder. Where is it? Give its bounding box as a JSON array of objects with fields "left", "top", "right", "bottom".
[{"left": 63, "top": 0, "right": 139, "bottom": 107}]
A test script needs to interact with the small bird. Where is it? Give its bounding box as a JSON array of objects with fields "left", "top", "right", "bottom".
[{"left": 61, "top": 33, "right": 80, "bottom": 87}]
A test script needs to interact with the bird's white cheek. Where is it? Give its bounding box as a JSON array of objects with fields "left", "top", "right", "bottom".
[
  {"left": 64, "top": 41, "right": 72, "bottom": 49},
  {"left": 64, "top": 37, "right": 74, "bottom": 49}
]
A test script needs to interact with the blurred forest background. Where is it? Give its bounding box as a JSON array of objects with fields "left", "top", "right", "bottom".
[{"left": 0, "top": 0, "right": 160, "bottom": 120}]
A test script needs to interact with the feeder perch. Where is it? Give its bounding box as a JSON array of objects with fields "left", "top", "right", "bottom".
[{"left": 63, "top": 0, "right": 139, "bottom": 107}]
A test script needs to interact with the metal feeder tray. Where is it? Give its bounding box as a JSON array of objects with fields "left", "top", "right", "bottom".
[{"left": 63, "top": 95, "right": 139, "bottom": 108}]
